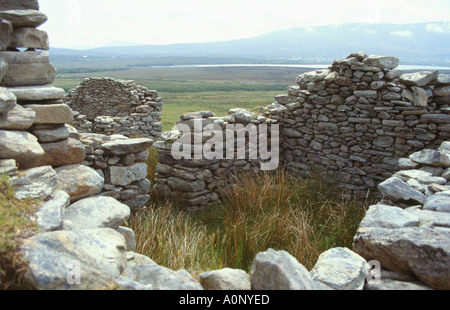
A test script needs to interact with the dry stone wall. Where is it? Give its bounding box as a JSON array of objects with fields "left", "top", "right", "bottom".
[
  {"left": 65, "top": 77, "right": 163, "bottom": 140},
  {"left": 266, "top": 51, "right": 450, "bottom": 199}
]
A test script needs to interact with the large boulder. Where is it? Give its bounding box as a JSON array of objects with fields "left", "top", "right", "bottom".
[
  {"left": 310, "top": 247, "right": 369, "bottom": 290},
  {"left": 21, "top": 228, "right": 127, "bottom": 290},
  {"left": 353, "top": 226, "right": 450, "bottom": 290},
  {"left": 63, "top": 196, "right": 130, "bottom": 230},
  {"left": 377, "top": 176, "right": 427, "bottom": 204},
  {"left": 0, "top": 129, "right": 44, "bottom": 169},
  {"left": 250, "top": 249, "right": 317, "bottom": 290},
  {"left": 55, "top": 164, "right": 104, "bottom": 203}
]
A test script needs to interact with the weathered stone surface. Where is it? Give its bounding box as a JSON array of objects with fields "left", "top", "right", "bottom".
[
  {"left": 116, "top": 226, "right": 136, "bottom": 251},
  {"left": 180, "top": 111, "right": 215, "bottom": 120},
  {"left": 363, "top": 55, "right": 399, "bottom": 69},
  {"left": 423, "top": 195, "right": 450, "bottom": 213},
  {"left": 23, "top": 103, "right": 73, "bottom": 125},
  {"left": 310, "top": 247, "right": 369, "bottom": 290},
  {"left": 420, "top": 114, "right": 450, "bottom": 124},
  {"left": 167, "top": 177, "right": 206, "bottom": 192},
  {"left": 434, "top": 85, "right": 450, "bottom": 97},
  {"left": 0, "top": 158, "right": 17, "bottom": 176},
  {"left": 9, "top": 165, "right": 57, "bottom": 200},
  {"left": 365, "top": 278, "right": 433, "bottom": 290},
  {"left": 10, "top": 27, "right": 49, "bottom": 50},
  {"left": 250, "top": 249, "right": 317, "bottom": 290},
  {"left": 55, "top": 164, "right": 104, "bottom": 202},
  {"left": 64, "top": 196, "right": 130, "bottom": 230},
  {"left": 353, "top": 226, "right": 450, "bottom": 290},
  {"left": 39, "top": 138, "right": 86, "bottom": 167},
  {"left": 115, "top": 265, "right": 203, "bottom": 290},
  {"left": 101, "top": 138, "right": 153, "bottom": 156},
  {"left": 0, "top": 129, "right": 44, "bottom": 169},
  {"left": 0, "top": 86, "right": 16, "bottom": 114},
  {"left": 35, "top": 190, "right": 70, "bottom": 231},
  {"left": 378, "top": 177, "right": 427, "bottom": 204},
  {"left": 412, "top": 87, "right": 428, "bottom": 107},
  {"left": 400, "top": 71, "right": 439, "bottom": 87},
  {"left": 0, "top": 104, "right": 35, "bottom": 130},
  {"left": 0, "top": 10, "right": 47, "bottom": 28},
  {"left": 0, "top": 18, "right": 12, "bottom": 51},
  {"left": 21, "top": 228, "right": 127, "bottom": 290},
  {"left": 33, "top": 125, "right": 71, "bottom": 142},
  {"left": 8, "top": 85, "right": 65, "bottom": 101},
  {"left": 0, "top": 0, "right": 39, "bottom": 11},
  {"left": 105, "top": 163, "right": 147, "bottom": 187},
  {"left": 409, "top": 149, "right": 450, "bottom": 167},
  {"left": 200, "top": 268, "right": 251, "bottom": 290},
  {"left": 358, "top": 204, "right": 419, "bottom": 228},
  {"left": 0, "top": 57, "right": 7, "bottom": 81},
  {"left": 406, "top": 207, "right": 450, "bottom": 228}
]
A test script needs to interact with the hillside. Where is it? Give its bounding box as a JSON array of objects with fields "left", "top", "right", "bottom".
[{"left": 49, "top": 22, "right": 450, "bottom": 66}]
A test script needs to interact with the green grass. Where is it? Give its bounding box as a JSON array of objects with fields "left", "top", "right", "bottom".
[{"left": 0, "top": 174, "right": 40, "bottom": 290}]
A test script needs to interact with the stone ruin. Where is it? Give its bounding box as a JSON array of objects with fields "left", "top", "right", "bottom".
[
  {"left": 0, "top": 0, "right": 449, "bottom": 291},
  {"left": 66, "top": 77, "right": 163, "bottom": 140}
]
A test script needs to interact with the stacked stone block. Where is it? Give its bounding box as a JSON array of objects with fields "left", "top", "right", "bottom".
[
  {"left": 66, "top": 77, "right": 163, "bottom": 140},
  {"left": 79, "top": 133, "right": 153, "bottom": 211},
  {"left": 154, "top": 109, "right": 279, "bottom": 210}
]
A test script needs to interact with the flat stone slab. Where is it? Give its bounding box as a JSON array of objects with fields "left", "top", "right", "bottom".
[
  {"left": 400, "top": 70, "right": 439, "bottom": 87},
  {"left": 0, "top": 129, "right": 44, "bottom": 169},
  {"left": 10, "top": 27, "right": 49, "bottom": 50},
  {"left": 358, "top": 204, "right": 419, "bottom": 229},
  {"left": 24, "top": 103, "right": 73, "bottom": 125},
  {"left": 9, "top": 165, "right": 57, "bottom": 200},
  {"left": 101, "top": 138, "right": 153, "bottom": 156},
  {"left": 8, "top": 85, "right": 65, "bottom": 101},
  {"left": 64, "top": 196, "right": 130, "bottom": 230},
  {"left": 0, "top": 104, "right": 35, "bottom": 130},
  {"left": 0, "top": 0, "right": 40, "bottom": 11},
  {"left": 21, "top": 228, "right": 127, "bottom": 290},
  {"left": 0, "top": 10, "right": 47, "bottom": 28}
]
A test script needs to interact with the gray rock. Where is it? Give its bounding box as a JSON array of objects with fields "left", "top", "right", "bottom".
[
  {"left": 412, "top": 86, "right": 428, "bottom": 107},
  {"left": 21, "top": 228, "right": 127, "bottom": 290},
  {"left": 55, "top": 164, "right": 104, "bottom": 203},
  {"left": 363, "top": 55, "right": 399, "bottom": 69},
  {"left": 180, "top": 111, "right": 215, "bottom": 120},
  {"left": 398, "top": 158, "right": 420, "bottom": 170},
  {"left": 400, "top": 70, "right": 439, "bottom": 87},
  {"left": 423, "top": 195, "right": 450, "bottom": 213},
  {"left": 406, "top": 207, "right": 450, "bottom": 227},
  {"left": 373, "top": 136, "right": 394, "bottom": 148},
  {"left": 64, "top": 196, "right": 130, "bottom": 230},
  {"left": 0, "top": 129, "right": 44, "bottom": 169},
  {"left": 126, "top": 251, "right": 156, "bottom": 267},
  {"left": 250, "top": 248, "right": 317, "bottom": 290},
  {"left": 101, "top": 138, "right": 154, "bottom": 156},
  {"left": 0, "top": 18, "right": 12, "bottom": 51},
  {"left": 0, "top": 104, "right": 35, "bottom": 130},
  {"left": 33, "top": 125, "right": 71, "bottom": 143},
  {"left": 10, "top": 27, "right": 49, "bottom": 50},
  {"left": 8, "top": 85, "right": 65, "bottom": 101},
  {"left": 0, "top": 158, "right": 17, "bottom": 176},
  {"left": 353, "top": 226, "right": 450, "bottom": 290},
  {"left": 378, "top": 177, "right": 427, "bottom": 204},
  {"left": 310, "top": 247, "right": 369, "bottom": 290},
  {"left": 9, "top": 165, "right": 57, "bottom": 200},
  {"left": 0, "top": 10, "right": 47, "bottom": 28},
  {"left": 409, "top": 149, "right": 450, "bottom": 167},
  {"left": 0, "top": 0, "right": 40, "bottom": 10},
  {"left": 200, "top": 268, "right": 251, "bottom": 290},
  {"left": 122, "top": 194, "right": 150, "bottom": 211},
  {"left": 23, "top": 103, "right": 73, "bottom": 125},
  {"left": 434, "top": 85, "right": 450, "bottom": 97},
  {"left": 35, "top": 190, "right": 70, "bottom": 231},
  {"left": 105, "top": 163, "right": 148, "bottom": 187},
  {"left": 39, "top": 138, "right": 86, "bottom": 168},
  {"left": 359, "top": 204, "right": 419, "bottom": 228},
  {"left": 116, "top": 226, "right": 136, "bottom": 251},
  {"left": 115, "top": 265, "right": 203, "bottom": 290},
  {"left": 0, "top": 86, "right": 16, "bottom": 114}
]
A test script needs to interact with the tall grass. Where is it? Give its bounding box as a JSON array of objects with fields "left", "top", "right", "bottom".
[{"left": 129, "top": 165, "right": 370, "bottom": 275}]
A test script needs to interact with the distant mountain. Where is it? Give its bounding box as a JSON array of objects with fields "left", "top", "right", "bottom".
[{"left": 50, "top": 22, "right": 450, "bottom": 65}]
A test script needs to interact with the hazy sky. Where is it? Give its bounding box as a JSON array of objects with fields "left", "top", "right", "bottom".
[{"left": 38, "top": 0, "right": 450, "bottom": 49}]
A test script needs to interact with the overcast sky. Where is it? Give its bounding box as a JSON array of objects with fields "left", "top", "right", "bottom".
[{"left": 38, "top": 0, "right": 450, "bottom": 49}]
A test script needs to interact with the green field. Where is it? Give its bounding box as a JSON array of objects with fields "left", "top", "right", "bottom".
[{"left": 51, "top": 58, "right": 314, "bottom": 131}]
